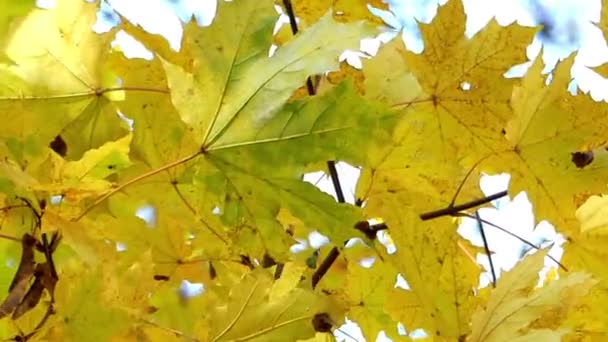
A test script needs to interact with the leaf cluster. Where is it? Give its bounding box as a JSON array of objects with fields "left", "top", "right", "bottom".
[{"left": 0, "top": 0, "right": 606, "bottom": 341}]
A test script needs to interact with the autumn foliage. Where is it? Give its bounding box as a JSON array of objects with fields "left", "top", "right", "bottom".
[{"left": 0, "top": 0, "right": 607, "bottom": 340}]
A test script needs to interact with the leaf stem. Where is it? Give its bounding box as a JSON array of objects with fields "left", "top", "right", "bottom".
[
  {"left": 311, "top": 160, "right": 349, "bottom": 289},
  {"left": 227, "top": 315, "right": 311, "bottom": 342},
  {"left": 0, "top": 233, "right": 21, "bottom": 243},
  {"left": 0, "top": 86, "right": 169, "bottom": 101},
  {"left": 74, "top": 151, "right": 202, "bottom": 221},
  {"left": 141, "top": 319, "right": 198, "bottom": 341},
  {"left": 172, "top": 183, "right": 228, "bottom": 245},
  {"left": 211, "top": 281, "right": 258, "bottom": 342},
  {"left": 101, "top": 86, "right": 169, "bottom": 94}
]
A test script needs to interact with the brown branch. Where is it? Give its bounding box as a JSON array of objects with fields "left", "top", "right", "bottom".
[
  {"left": 419, "top": 191, "right": 508, "bottom": 221},
  {"left": 311, "top": 247, "right": 340, "bottom": 289}
]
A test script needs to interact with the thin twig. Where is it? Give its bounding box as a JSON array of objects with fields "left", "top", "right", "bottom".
[
  {"left": 0, "top": 233, "right": 21, "bottom": 243},
  {"left": 281, "top": 0, "right": 317, "bottom": 96},
  {"left": 327, "top": 161, "right": 345, "bottom": 203},
  {"left": 475, "top": 211, "right": 496, "bottom": 288},
  {"left": 457, "top": 212, "right": 567, "bottom": 271},
  {"left": 419, "top": 191, "right": 507, "bottom": 221},
  {"left": 0, "top": 204, "right": 29, "bottom": 212},
  {"left": 448, "top": 157, "right": 490, "bottom": 207}
]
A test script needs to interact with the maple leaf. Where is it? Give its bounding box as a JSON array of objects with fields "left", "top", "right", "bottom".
[
  {"left": 1, "top": 0, "right": 606, "bottom": 340},
  {"left": 200, "top": 269, "right": 333, "bottom": 342},
  {"left": 566, "top": 194, "right": 608, "bottom": 283},
  {"left": 285, "top": 0, "right": 388, "bottom": 26},
  {"left": 0, "top": 0, "right": 126, "bottom": 167},
  {"left": 359, "top": 0, "right": 538, "bottom": 210},
  {"left": 489, "top": 55, "right": 608, "bottom": 235},
  {"left": 559, "top": 194, "right": 608, "bottom": 336},
  {"left": 107, "top": 0, "right": 397, "bottom": 262},
  {"left": 470, "top": 249, "right": 596, "bottom": 341},
  {"left": 50, "top": 266, "right": 130, "bottom": 341},
  {"left": 343, "top": 262, "right": 401, "bottom": 341}
]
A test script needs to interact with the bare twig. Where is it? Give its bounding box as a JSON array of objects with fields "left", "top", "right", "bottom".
[
  {"left": 457, "top": 212, "right": 567, "bottom": 271},
  {"left": 475, "top": 211, "right": 496, "bottom": 287},
  {"left": 419, "top": 191, "right": 508, "bottom": 221}
]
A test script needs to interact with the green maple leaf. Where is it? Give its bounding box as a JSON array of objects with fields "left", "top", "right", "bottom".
[{"left": 110, "top": 0, "right": 397, "bottom": 261}]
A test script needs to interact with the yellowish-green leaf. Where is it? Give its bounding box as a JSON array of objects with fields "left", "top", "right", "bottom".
[
  {"left": 362, "top": 37, "right": 422, "bottom": 105},
  {"left": 344, "top": 262, "right": 401, "bottom": 341},
  {"left": 0, "top": 0, "right": 35, "bottom": 60},
  {"left": 33, "top": 134, "right": 132, "bottom": 202},
  {"left": 204, "top": 269, "right": 331, "bottom": 342},
  {"left": 162, "top": 3, "right": 375, "bottom": 147},
  {"left": 52, "top": 266, "right": 130, "bottom": 341},
  {"left": 0, "top": 0, "right": 125, "bottom": 166}
]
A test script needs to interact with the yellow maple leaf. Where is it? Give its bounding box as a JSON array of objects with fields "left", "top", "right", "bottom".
[
  {"left": 202, "top": 269, "right": 334, "bottom": 342},
  {"left": 470, "top": 249, "right": 596, "bottom": 341},
  {"left": 282, "top": 0, "right": 388, "bottom": 27},
  {"left": 491, "top": 55, "right": 608, "bottom": 235},
  {"left": 358, "top": 0, "right": 538, "bottom": 213},
  {"left": 0, "top": 0, "right": 127, "bottom": 164}
]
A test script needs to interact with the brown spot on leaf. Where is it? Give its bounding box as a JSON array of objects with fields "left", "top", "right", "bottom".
[
  {"left": 571, "top": 151, "right": 594, "bottom": 168},
  {"left": 312, "top": 313, "right": 333, "bottom": 333},
  {"left": 49, "top": 135, "right": 67, "bottom": 157},
  {"left": 209, "top": 262, "right": 217, "bottom": 280}
]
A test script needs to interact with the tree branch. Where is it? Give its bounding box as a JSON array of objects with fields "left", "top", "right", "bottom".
[{"left": 419, "top": 190, "right": 507, "bottom": 221}]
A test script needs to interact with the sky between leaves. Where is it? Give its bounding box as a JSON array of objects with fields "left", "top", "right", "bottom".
[{"left": 0, "top": 0, "right": 607, "bottom": 341}]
